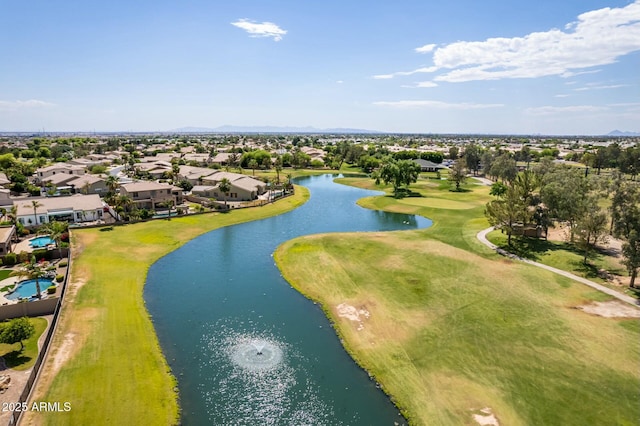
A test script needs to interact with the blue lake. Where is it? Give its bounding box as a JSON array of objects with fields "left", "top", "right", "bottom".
[{"left": 144, "top": 174, "right": 432, "bottom": 425}]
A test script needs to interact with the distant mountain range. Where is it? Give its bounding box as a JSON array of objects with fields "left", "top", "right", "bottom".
[
  {"left": 607, "top": 130, "right": 640, "bottom": 137},
  {"left": 169, "top": 125, "right": 381, "bottom": 134}
]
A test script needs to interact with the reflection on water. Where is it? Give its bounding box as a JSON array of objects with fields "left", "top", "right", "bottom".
[{"left": 145, "top": 174, "right": 431, "bottom": 425}]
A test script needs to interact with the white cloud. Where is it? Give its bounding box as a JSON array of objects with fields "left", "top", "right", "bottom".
[
  {"left": 554, "top": 94, "right": 571, "bottom": 98},
  {"left": 376, "top": 1, "right": 640, "bottom": 83},
  {"left": 607, "top": 102, "right": 640, "bottom": 107},
  {"left": 0, "top": 99, "right": 56, "bottom": 111},
  {"left": 415, "top": 43, "right": 436, "bottom": 53},
  {"left": 336, "top": 80, "right": 344, "bottom": 84},
  {"left": 561, "top": 69, "right": 601, "bottom": 78},
  {"left": 574, "top": 84, "right": 629, "bottom": 91},
  {"left": 400, "top": 81, "right": 438, "bottom": 89},
  {"left": 372, "top": 66, "right": 437, "bottom": 79},
  {"left": 373, "top": 100, "right": 503, "bottom": 109},
  {"left": 525, "top": 105, "right": 607, "bottom": 115},
  {"left": 231, "top": 19, "right": 287, "bottom": 41}
]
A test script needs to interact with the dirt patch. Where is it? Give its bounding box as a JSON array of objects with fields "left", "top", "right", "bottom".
[
  {"left": 473, "top": 407, "right": 500, "bottom": 426},
  {"left": 336, "top": 303, "right": 370, "bottom": 331},
  {"left": 577, "top": 301, "right": 640, "bottom": 318}
]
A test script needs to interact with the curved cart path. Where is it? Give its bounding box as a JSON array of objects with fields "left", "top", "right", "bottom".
[{"left": 477, "top": 227, "right": 639, "bottom": 307}]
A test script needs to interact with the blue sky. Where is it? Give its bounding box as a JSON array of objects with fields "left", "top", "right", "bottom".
[{"left": 1, "top": 0, "right": 639, "bottom": 134}]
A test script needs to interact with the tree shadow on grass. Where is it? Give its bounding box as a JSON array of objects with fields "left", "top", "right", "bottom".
[
  {"left": 571, "top": 259, "right": 601, "bottom": 279},
  {"left": 497, "top": 236, "right": 581, "bottom": 262},
  {"left": 3, "top": 350, "right": 32, "bottom": 369},
  {"left": 390, "top": 189, "right": 424, "bottom": 199}
]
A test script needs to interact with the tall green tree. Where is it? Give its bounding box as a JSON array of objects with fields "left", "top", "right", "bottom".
[
  {"left": 485, "top": 184, "right": 528, "bottom": 246},
  {"left": 622, "top": 231, "right": 640, "bottom": 288},
  {"left": 490, "top": 153, "right": 517, "bottom": 182},
  {"left": 248, "top": 159, "right": 258, "bottom": 176},
  {"left": 575, "top": 202, "right": 609, "bottom": 264},
  {"left": 0, "top": 317, "right": 35, "bottom": 351},
  {"left": 448, "top": 146, "right": 459, "bottom": 160},
  {"left": 463, "top": 143, "right": 481, "bottom": 176},
  {"left": 448, "top": 159, "right": 467, "bottom": 191},
  {"left": 376, "top": 159, "right": 421, "bottom": 197},
  {"left": 540, "top": 168, "right": 590, "bottom": 242}
]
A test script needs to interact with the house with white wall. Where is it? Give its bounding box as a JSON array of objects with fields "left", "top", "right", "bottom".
[{"left": 13, "top": 195, "right": 105, "bottom": 227}]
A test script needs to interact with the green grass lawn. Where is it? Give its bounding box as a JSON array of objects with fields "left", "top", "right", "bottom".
[
  {"left": 0, "top": 269, "right": 14, "bottom": 282},
  {"left": 276, "top": 176, "right": 640, "bottom": 425},
  {"left": 0, "top": 317, "right": 47, "bottom": 370},
  {"left": 26, "top": 187, "right": 309, "bottom": 426},
  {"left": 485, "top": 230, "right": 639, "bottom": 299}
]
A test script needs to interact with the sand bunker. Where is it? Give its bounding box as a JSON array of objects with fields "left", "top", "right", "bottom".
[{"left": 577, "top": 301, "right": 640, "bottom": 318}]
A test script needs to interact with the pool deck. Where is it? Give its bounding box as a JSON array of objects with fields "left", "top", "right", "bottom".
[
  {"left": 0, "top": 275, "right": 22, "bottom": 305},
  {"left": 12, "top": 237, "right": 56, "bottom": 254}
]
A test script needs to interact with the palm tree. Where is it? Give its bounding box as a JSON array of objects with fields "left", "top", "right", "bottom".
[
  {"left": 285, "top": 174, "right": 293, "bottom": 192},
  {"left": 40, "top": 220, "right": 68, "bottom": 259},
  {"left": 8, "top": 205, "right": 18, "bottom": 225},
  {"left": 218, "top": 178, "right": 231, "bottom": 210},
  {"left": 274, "top": 157, "right": 283, "bottom": 184},
  {"left": 106, "top": 175, "right": 119, "bottom": 193},
  {"left": 25, "top": 200, "right": 43, "bottom": 227},
  {"left": 171, "top": 163, "right": 180, "bottom": 184},
  {"left": 114, "top": 194, "right": 133, "bottom": 221},
  {"left": 157, "top": 200, "right": 175, "bottom": 220},
  {"left": 12, "top": 256, "right": 47, "bottom": 300}
]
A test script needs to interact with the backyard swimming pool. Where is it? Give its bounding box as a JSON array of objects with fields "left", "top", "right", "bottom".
[
  {"left": 29, "top": 236, "right": 55, "bottom": 248},
  {"left": 5, "top": 279, "right": 54, "bottom": 300}
]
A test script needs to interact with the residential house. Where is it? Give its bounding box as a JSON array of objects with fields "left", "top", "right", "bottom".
[
  {"left": 210, "top": 153, "right": 231, "bottom": 166},
  {"left": 200, "top": 171, "right": 266, "bottom": 201},
  {"left": 190, "top": 185, "right": 217, "bottom": 198},
  {"left": 119, "top": 182, "right": 183, "bottom": 210},
  {"left": 0, "top": 225, "right": 17, "bottom": 255},
  {"left": 300, "top": 147, "right": 325, "bottom": 160},
  {"left": 66, "top": 175, "right": 108, "bottom": 196},
  {"left": 413, "top": 159, "right": 448, "bottom": 172},
  {"left": 178, "top": 165, "right": 218, "bottom": 186},
  {"left": 0, "top": 172, "right": 10, "bottom": 188},
  {"left": 0, "top": 189, "right": 12, "bottom": 207},
  {"left": 183, "top": 153, "right": 211, "bottom": 165},
  {"left": 35, "top": 163, "right": 86, "bottom": 183},
  {"left": 133, "top": 161, "right": 172, "bottom": 180},
  {"left": 14, "top": 194, "right": 106, "bottom": 227}
]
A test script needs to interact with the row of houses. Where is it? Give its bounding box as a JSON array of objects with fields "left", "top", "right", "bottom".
[{"left": 4, "top": 165, "right": 267, "bottom": 226}]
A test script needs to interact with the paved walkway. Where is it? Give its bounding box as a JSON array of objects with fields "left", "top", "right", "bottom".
[
  {"left": 472, "top": 176, "right": 494, "bottom": 186},
  {"left": 477, "top": 227, "right": 639, "bottom": 307}
]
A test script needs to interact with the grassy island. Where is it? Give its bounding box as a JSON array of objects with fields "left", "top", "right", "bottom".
[
  {"left": 275, "top": 177, "right": 640, "bottom": 425},
  {"left": 23, "top": 186, "right": 309, "bottom": 426}
]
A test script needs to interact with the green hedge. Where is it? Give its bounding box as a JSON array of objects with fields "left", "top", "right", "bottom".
[
  {"left": 32, "top": 249, "right": 53, "bottom": 261},
  {"left": 3, "top": 253, "right": 17, "bottom": 265}
]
